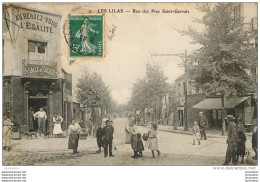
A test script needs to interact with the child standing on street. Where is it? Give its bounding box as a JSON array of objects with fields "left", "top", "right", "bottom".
[
  {"left": 96, "top": 123, "right": 103, "bottom": 153},
  {"left": 145, "top": 122, "right": 161, "bottom": 158},
  {"left": 236, "top": 124, "right": 247, "bottom": 164},
  {"left": 192, "top": 121, "right": 201, "bottom": 145},
  {"left": 137, "top": 133, "right": 144, "bottom": 157}
]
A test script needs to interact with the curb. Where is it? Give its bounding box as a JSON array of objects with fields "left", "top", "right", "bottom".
[
  {"left": 140, "top": 126, "right": 226, "bottom": 139},
  {"left": 140, "top": 126, "right": 253, "bottom": 139}
]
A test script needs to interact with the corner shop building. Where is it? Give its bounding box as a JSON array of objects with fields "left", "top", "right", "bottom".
[{"left": 3, "top": 5, "right": 73, "bottom": 131}]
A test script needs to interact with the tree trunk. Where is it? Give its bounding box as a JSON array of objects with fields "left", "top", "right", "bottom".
[{"left": 221, "top": 93, "right": 226, "bottom": 135}]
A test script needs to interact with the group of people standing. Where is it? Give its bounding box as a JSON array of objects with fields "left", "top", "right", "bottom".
[
  {"left": 223, "top": 115, "right": 258, "bottom": 165},
  {"left": 95, "top": 119, "right": 115, "bottom": 157},
  {"left": 29, "top": 107, "right": 64, "bottom": 138},
  {"left": 125, "top": 115, "right": 161, "bottom": 158}
]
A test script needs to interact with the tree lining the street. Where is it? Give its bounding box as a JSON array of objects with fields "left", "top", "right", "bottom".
[
  {"left": 178, "top": 3, "right": 257, "bottom": 134},
  {"left": 129, "top": 62, "right": 170, "bottom": 121},
  {"left": 76, "top": 70, "right": 113, "bottom": 127}
]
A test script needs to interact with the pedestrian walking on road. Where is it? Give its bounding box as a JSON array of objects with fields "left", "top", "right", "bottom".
[
  {"left": 53, "top": 113, "right": 63, "bottom": 138},
  {"left": 34, "top": 107, "right": 47, "bottom": 136},
  {"left": 236, "top": 124, "right": 246, "bottom": 164},
  {"left": 68, "top": 118, "right": 81, "bottom": 154},
  {"left": 145, "top": 122, "right": 161, "bottom": 158},
  {"left": 192, "top": 121, "right": 201, "bottom": 145},
  {"left": 223, "top": 115, "right": 238, "bottom": 165},
  {"left": 198, "top": 112, "right": 208, "bottom": 140},
  {"left": 102, "top": 119, "right": 115, "bottom": 157},
  {"left": 3, "top": 113, "right": 13, "bottom": 152},
  {"left": 252, "top": 121, "right": 258, "bottom": 160},
  {"left": 96, "top": 123, "right": 103, "bottom": 153}
]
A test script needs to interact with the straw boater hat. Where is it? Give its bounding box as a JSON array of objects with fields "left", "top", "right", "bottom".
[{"left": 225, "top": 115, "right": 235, "bottom": 121}]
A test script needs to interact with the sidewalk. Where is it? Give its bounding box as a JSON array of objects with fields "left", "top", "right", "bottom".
[{"left": 142, "top": 124, "right": 253, "bottom": 139}]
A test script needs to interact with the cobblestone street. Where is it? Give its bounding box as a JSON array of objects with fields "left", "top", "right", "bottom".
[{"left": 3, "top": 118, "right": 258, "bottom": 166}]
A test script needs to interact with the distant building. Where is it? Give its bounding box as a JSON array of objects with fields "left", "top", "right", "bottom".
[{"left": 174, "top": 74, "right": 205, "bottom": 128}]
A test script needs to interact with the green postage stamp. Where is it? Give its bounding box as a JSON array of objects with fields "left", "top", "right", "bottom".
[{"left": 69, "top": 15, "right": 103, "bottom": 57}]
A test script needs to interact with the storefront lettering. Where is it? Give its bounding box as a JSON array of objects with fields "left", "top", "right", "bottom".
[
  {"left": 20, "top": 22, "right": 53, "bottom": 33},
  {"left": 15, "top": 12, "right": 58, "bottom": 33},
  {"left": 26, "top": 65, "right": 57, "bottom": 77}
]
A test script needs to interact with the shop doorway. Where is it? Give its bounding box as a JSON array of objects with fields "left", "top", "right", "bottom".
[{"left": 29, "top": 98, "right": 48, "bottom": 113}]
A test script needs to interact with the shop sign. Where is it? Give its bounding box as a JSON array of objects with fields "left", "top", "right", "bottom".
[
  {"left": 23, "top": 64, "right": 57, "bottom": 78},
  {"left": 14, "top": 8, "right": 59, "bottom": 34}
]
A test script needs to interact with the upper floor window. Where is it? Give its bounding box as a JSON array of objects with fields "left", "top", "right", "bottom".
[
  {"left": 178, "top": 84, "right": 181, "bottom": 96},
  {"left": 28, "top": 40, "right": 47, "bottom": 61},
  {"left": 233, "top": 4, "right": 241, "bottom": 20}
]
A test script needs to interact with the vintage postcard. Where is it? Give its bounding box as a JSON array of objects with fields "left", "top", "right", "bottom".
[{"left": 1, "top": 2, "right": 258, "bottom": 172}]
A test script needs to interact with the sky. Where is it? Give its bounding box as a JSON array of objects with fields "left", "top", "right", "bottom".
[{"left": 14, "top": 3, "right": 257, "bottom": 105}]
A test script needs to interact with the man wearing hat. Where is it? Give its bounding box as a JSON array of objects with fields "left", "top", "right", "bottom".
[
  {"left": 198, "top": 112, "right": 208, "bottom": 140},
  {"left": 102, "top": 119, "right": 115, "bottom": 157},
  {"left": 223, "top": 115, "right": 238, "bottom": 165}
]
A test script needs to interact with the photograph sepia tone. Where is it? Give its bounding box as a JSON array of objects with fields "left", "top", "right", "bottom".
[{"left": 2, "top": 2, "right": 258, "bottom": 166}]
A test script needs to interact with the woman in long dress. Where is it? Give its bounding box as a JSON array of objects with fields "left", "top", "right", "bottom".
[
  {"left": 145, "top": 122, "right": 161, "bottom": 158},
  {"left": 53, "top": 113, "right": 63, "bottom": 138},
  {"left": 75, "top": 18, "right": 98, "bottom": 54},
  {"left": 68, "top": 119, "right": 81, "bottom": 154},
  {"left": 3, "top": 114, "right": 13, "bottom": 151}
]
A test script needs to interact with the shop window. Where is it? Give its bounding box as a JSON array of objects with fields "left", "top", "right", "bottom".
[
  {"left": 213, "top": 110, "right": 217, "bottom": 119},
  {"left": 218, "top": 110, "right": 222, "bottom": 120}
]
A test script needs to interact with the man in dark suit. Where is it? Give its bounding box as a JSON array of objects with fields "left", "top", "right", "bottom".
[
  {"left": 198, "top": 112, "right": 208, "bottom": 140},
  {"left": 223, "top": 115, "right": 238, "bottom": 165},
  {"left": 102, "top": 119, "right": 115, "bottom": 157}
]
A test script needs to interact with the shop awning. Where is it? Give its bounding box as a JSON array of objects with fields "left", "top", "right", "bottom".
[{"left": 192, "top": 96, "right": 250, "bottom": 110}]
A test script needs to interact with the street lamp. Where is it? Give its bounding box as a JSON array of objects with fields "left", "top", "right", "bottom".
[{"left": 151, "top": 50, "right": 188, "bottom": 131}]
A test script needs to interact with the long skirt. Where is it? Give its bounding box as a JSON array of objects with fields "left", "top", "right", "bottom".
[
  {"left": 53, "top": 123, "right": 63, "bottom": 135},
  {"left": 131, "top": 134, "right": 138, "bottom": 151},
  {"left": 236, "top": 142, "right": 246, "bottom": 156},
  {"left": 3, "top": 126, "right": 12, "bottom": 147},
  {"left": 145, "top": 137, "right": 158, "bottom": 150},
  {"left": 137, "top": 139, "right": 144, "bottom": 152},
  {"left": 68, "top": 133, "right": 79, "bottom": 149}
]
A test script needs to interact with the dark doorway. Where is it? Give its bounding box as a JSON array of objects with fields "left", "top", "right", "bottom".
[{"left": 29, "top": 98, "right": 48, "bottom": 113}]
